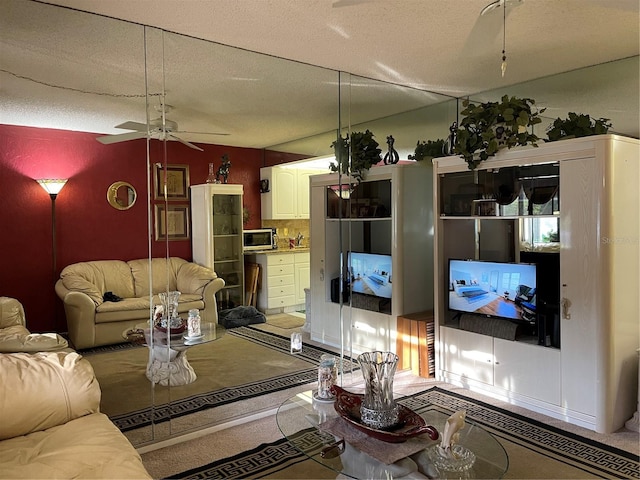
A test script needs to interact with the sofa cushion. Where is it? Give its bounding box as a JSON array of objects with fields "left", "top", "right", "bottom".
[
  {"left": 59, "top": 260, "right": 135, "bottom": 305},
  {"left": 129, "top": 257, "right": 186, "bottom": 296},
  {"left": 0, "top": 412, "right": 151, "bottom": 479},
  {"left": 0, "top": 325, "right": 68, "bottom": 352},
  {"left": 0, "top": 351, "right": 100, "bottom": 440}
]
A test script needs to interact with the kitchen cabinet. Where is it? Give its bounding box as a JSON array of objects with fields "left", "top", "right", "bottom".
[
  {"left": 260, "top": 166, "right": 318, "bottom": 219},
  {"left": 248, "top": 251, "right": 310, "bottom": 314},
  {"left": 191, "top": 183, "right": 244, "bottom": 310},
  {"left": 433, "top": 135, "right": 639, "bottom": 433}
]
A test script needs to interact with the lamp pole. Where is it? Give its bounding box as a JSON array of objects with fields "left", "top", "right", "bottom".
[{"left": 37, "top": 179, "right": 67, "bottom": 277}]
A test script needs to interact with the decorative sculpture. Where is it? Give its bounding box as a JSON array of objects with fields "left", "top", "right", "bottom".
[
  {"left": 216, "top": 154, "right": 231, "bottom": 183},
  {"left": 437, "top": 410, "right": 466, "bottom": 459},
  {"left": 383, "top": 135, "right": 400, "bottom": 165}
]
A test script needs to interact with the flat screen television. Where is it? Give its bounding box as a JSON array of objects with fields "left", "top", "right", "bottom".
[
  {"left": 448, "top": 259, "right": 536, "bottom": 324},
  {"left": 347, "top": 251, "right": 393, "bottom": 299}
]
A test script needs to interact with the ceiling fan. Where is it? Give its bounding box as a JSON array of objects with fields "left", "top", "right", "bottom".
[
  {"left": 96, "top": 104, "right": 229, "bottom": 152},
  {"left": 462, "top": 0, "right": 524, "bottom": 59}
]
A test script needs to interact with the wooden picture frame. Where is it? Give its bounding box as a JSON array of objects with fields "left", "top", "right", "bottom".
[
  {"left": 154, "top": 204, "right": 190, "bottom": 241},
  {"left": 154, "top": 164, "right": 190, "bottom": 200}
]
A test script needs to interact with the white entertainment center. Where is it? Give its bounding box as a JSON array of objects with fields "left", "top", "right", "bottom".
[{"left": 433, "top": 135, "right": 639, "bottom": 434}]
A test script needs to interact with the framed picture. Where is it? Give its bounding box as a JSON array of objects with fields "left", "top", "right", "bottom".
[
  {"left": 154, "top": 204, "right": 190, "bottom": 241},
  {"left": 154, "top": 164, "right": 190, "bottom": 200}
]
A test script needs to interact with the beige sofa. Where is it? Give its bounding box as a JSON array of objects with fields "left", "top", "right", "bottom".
[
  {"left": 0, "top": 350, "right": 151, "bottom": 479},
  {"left": 0, "top": 296, "right": 69, "bottom": 352},
  {"left": 55, "top": 257, "right": 225, "bottom": 349}
]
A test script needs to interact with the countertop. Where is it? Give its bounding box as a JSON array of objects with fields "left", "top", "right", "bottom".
[{"left": 244, "top": 247, "right": 310, "bottom": 255}]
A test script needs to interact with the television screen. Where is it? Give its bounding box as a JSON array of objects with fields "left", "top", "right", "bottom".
[
  {"left": 348, "top": 252, "right": 393, "bottom": 299},
  {"left": 448, "top": 259, "right": 537, "bottom": 323}
]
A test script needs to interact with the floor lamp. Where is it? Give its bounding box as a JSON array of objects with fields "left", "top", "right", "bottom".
[{"left": 37, "top": 179, "right": 67, "bottom": 275}]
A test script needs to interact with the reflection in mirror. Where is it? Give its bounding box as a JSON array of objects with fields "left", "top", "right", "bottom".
[{"left": 107, "top": 181, "right": 137, "bottom": 210}]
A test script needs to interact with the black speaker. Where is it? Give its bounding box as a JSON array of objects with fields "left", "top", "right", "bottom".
[{"left": 330, "top": 277, "right": 350, "bottom": 303}]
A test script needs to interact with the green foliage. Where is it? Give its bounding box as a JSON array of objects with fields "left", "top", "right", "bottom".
[
  {"left": 408, "top": 139, "right": 446, "bottom": 161},
  {"left": 454, "top": 95, "right": 545, "bottom": 170},
  {"left": 330, "top": 129, "right": 382, "bottom": 183},
  {"left": 546, "top": 112, "right": 612, "bottom": 142}
]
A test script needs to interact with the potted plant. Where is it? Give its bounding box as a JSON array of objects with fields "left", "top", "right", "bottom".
[
  {"left": 454, "top": 95, "right": 545, "bottom": 170},
  {"left": 545, "top": 112, "right": 612, "bottom": 142},
  {"left": 330, "top": 129, "right": 382, "bottom": 183},
  {"left": 408, "top": 138, "right": 446, "bottom": 162}
]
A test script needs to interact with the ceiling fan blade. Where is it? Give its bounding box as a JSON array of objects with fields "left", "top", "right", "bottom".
[
  {"left": 174, "top": 130, "right": 230, "bottom": 136},
  {"left": 114, "top": 121, "right": 147, "bottom": 131},
  {"left": 167, "top": 133, "right": 204, "bottom": 151},
  {"left": 96, "top": 131, "right": 147, "bottom": 145}
]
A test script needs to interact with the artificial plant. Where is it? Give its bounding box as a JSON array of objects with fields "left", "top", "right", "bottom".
[
  {"left": 546, "top": 112, "right": 612, "bottom": 141},
  {"left": 330, "top": 129, "right": 382, "bottom": 183}
]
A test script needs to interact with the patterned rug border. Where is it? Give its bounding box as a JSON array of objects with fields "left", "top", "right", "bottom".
[
  {"left": 109, "top": 326, "right": 356, "bottom": 432},
  {"left": 168, "top": 387, "right": 639, "bottom": 480}
]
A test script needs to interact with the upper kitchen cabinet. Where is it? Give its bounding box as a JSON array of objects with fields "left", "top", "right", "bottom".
[{"left": 261, "top": 166, "right": 319, "bottom": 220}]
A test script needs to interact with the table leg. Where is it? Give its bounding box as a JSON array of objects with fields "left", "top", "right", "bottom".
[{"left": 146, "top": 346, "right": 197, "bottom": 386}]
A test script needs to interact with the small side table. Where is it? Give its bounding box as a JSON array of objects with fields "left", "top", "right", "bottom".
[{"left": 396, "top": 311, "right": 434, "bottom": 378}]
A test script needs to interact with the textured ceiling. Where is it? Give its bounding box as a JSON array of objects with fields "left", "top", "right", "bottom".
[{"left": 1, "top": 0, "right": 638, "bottom": 154}]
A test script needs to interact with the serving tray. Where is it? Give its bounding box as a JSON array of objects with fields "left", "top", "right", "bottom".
[{"left": 331, "top": 385, "right": 439, "bottom": 443}]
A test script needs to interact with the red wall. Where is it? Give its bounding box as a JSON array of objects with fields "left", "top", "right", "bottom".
[{"left": 0, "top": 124, "right": 303, "bottom": 333}]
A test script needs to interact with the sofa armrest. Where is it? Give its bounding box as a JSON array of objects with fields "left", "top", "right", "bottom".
[
  {"left": 201, "top": 277, "right": 225, "bottom": 324},
  {"left": 0, "top": 297, "right": 26, "bottom": 329},
  {"left": 56, "top": 280, "right": 97, "bottom": 350},
  {"left": 0, "top": 351, "right": 100, "bottom": 440}
]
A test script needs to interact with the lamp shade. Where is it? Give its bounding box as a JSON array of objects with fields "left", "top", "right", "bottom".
[{"left": 37, "top": 179, "right": 67, "bottom": 195}]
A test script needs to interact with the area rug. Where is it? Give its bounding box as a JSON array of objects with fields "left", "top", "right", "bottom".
[
  {"left": 265, "top": 313, "right": 305, "bottom": 330},
  {"left": 83, "top": 326, "right": 354, "bottom": 432},
  {"left": 167, "top": 386, "right": 639, "bottom": 479}
]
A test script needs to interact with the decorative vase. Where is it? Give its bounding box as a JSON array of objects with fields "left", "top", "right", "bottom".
[
  {"left": 156, "top": 291, "right": 184, "bottom": 333},
  {"left": 358, "top": 351, "right": 400, "bottom": 429},
  {"left": 205, "top": 162, "right": 218, "bottom": 184}
]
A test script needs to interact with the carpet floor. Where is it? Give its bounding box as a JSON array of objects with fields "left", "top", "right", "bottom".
[
  {"left": 142, "top": 384, "right": 640, "bottom": 480},
  {"left": 83, "top": 325, "right": 352, "bottom": 434}
]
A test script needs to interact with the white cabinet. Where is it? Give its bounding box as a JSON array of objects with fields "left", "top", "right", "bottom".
[
  {"left": 440, "top": 326, "right": 561, "bottom": 406},
  {"left": 260, "top": 166, "right": 317, "bottom": 219},
  {"left": 309, "top": 163, "right": 433, "bottom": 353},
  {"left": 434, "top": 135, "right": 639, "bottom": 433},
  {"left": 294, "top": 252, "right": 310, "bottom": 305},
  {"left": 249, "top": 251, "right": 310, "bottom": 314},
  {"left": 191, "top": 184, "right": 244, "bottom": 311}
]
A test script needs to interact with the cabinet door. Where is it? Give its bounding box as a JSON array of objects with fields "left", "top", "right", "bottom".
[
  {"left": 273, "top": 168, "right": 297, "bottom": 219},
  {"left": 494, "top": 338, "right": 561, "bottom": 405},
  {"left": 440, "top": 327, "right": 494, "bottom": 385},
  {"left": 559, "top": 157, "right": 598, "bottom": 417},
  {"left": 295, "top": 262, "right": 310, "bottom": 304},
  {"left": 296, "top": 170, "right": 315, "bottom": 219}
]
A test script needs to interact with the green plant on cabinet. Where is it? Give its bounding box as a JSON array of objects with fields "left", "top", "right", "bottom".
[
  {"left": 408, "top": 138, "right": 446, "bottom": 162},
  {"left": 330, "top": 129, "right": 382, "bottom": 183},
  {"left": 454, "top": 95, "right": 545, "bottom": 170},
  {"left": 546, "top": 112, "right": 612, "bottom": 142}
]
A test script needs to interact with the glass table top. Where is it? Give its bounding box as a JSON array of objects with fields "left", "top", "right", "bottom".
[{"left": 276, "top": 390, "right": 509, "bottom": 479}]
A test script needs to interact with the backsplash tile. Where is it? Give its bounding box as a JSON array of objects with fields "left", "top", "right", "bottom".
[{"left": 262, "top": 219, "right": 310, "bottom": 249}]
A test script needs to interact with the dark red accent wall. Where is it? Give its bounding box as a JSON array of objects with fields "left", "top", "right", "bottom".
[{"left": 0, "top": 124, "right": 304, "bottom": 334}]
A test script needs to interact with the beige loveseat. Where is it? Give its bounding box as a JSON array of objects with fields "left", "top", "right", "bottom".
[
  {"left": 0, "top": 350, "right": 151, "bottom": 479},
  {"left": 55, "top": 257, "right": 224, "bottom": 349}
]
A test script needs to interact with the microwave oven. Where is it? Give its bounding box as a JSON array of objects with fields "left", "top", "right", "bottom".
[{"left": 243, "top": 228, "right": 277, "bottom": 251}]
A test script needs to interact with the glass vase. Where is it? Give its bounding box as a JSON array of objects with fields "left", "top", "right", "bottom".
[{"left": 357, "top": 351, "right": 400, "bottom": 429}]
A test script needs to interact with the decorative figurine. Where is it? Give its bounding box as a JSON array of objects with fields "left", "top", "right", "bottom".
[
  {"left": 443, "top": 121, "right": 458, "bottom": 156},
  {"left": 216, "top": 154, "right": 231, "bottom": 184},
  {"left": 437, "top": 410, "right": 466, "bottom": 459},
  {"left": 383, "top": 135, "right": 400, "bottom": 165}
]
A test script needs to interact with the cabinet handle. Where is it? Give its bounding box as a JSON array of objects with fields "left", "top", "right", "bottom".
[
  {"left": 561, "top": 297, "right": 572, "bottom": 320},
  {"left": 320, "top": 268, "right": 324, "bottom": 281}
]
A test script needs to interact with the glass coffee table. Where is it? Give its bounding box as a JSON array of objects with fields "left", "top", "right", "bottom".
[
  {"left": 123, "top": 322, "right": 225, "bottom": 387},
  {"left": 276, "top": 390, "right": 508, "bottom": 479}
]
